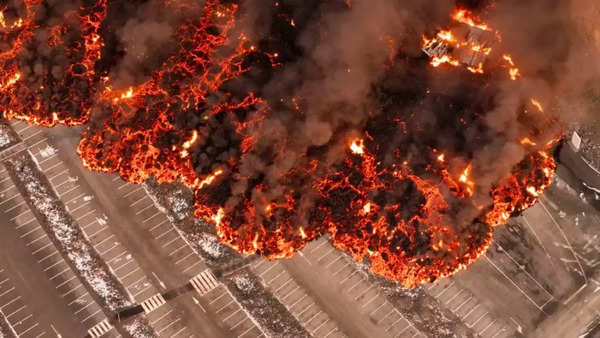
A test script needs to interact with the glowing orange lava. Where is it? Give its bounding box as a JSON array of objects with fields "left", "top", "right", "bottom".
[{"left": 2, "top": 1, "right": 561, "bottom": 288}]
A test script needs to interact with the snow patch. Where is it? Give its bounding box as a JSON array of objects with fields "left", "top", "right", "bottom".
[
  {"left": 39, "top": 145, "right": 57, "bottom": 158},
  {"left": 0, "top": 124, "right": 15, "bottom": 149},
  {"left": 166, "top": 190, "right": 190, "bottom": 221},
  {"left": 233, "top": 274, "right": 256, "bottom": 294},
  {"left": 124, "top": 318, "right": 157, "bottom": 338},
  {"left": 199, "top": 233, "right": 226, "bottom": 259}
]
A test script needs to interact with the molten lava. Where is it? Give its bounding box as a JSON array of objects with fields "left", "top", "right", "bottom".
[
  {"left": 1, "top": 0, "right": 107, "bottom": 126},
  {"left": 2, "top": 0, "right": 563, "bottom": 288}
]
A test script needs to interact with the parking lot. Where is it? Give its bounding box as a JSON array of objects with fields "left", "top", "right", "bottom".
[
  {"left": 109, "top": 177, "right": 271, "bottom": 338},
  {"left": 8, "top": 120, "right": 195, "bottom": 337},
  {"left": 484, "top": 242, "right": 555, "bottom": 312},
  {"left": 110, "top": 178, "right": 205, "bottom": 279},
  {"left": 303, "top": 238, "right": 425, "bottom": 338},
  {"left": 0, "top": 164, "right": 116, "bottom": 337},
  {"left": 0, "top": 269, "right": 47, "bottom": 338},
  {"left": 7, "top": 119, "right": 271, "bottom": 337},
  {"left": 6, "top": 120, "right": 554, "bottom": 338},
  {"left": 425, "top": 275, "right": 514, "bottom": 338},
  {"left": 251, "top": 259, "right": 345, "bottom": 338},
  {"left": 202, "top": 285, "right": 265, "bottom": 338}
]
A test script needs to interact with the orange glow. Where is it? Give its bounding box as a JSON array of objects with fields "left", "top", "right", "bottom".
[
  {"left": 431, "top": 55, "right": 460, "bottom": 67},
  {"left": 437, "top": 30, "right": 455, "bottom": 42},
  {"left": 350, "top": 139, "right": 365, "bottom": 155},
  {"left": 182, "top": 130, "right": 199, "bottom": 149},
  {"left": 1, "top": 0, "right": 108, "bottom": 127},
  {"left": 531, "top": 98, "right": 544, "bottom": 112},
  {"left": 194, "top": 169, "right": 224, "bottom": 190},
  {"left": 452, "top": 9, "right": 491, "bottom": 31},
  {"left": 467, "top": 62, "right": 484, "bottom": 74},
  {"left": 121, "top": 87, "right": 134, "bottom": 99},
  {"left": 486, "top": 151, "right": 555, "bottom": 226},
  {"left": 212, "top": 208, "right": 225, "bottom": 227},
  {"left": 362, "top": 202, "right": 372, "bottom": 214},
  {"left": 502, "top": 54, "right": 520, "bottom": 80},
  {"left": 471, "top": 44, "right": 492, "bottom": 55},
  {"left": 520, "top": 137, "right": 537, "bottom": 146},
  {"left": 299, "top": 227, "right": 307, "bottom": 239},
  {"left": 0, "top": 72, "right": 21, "bottom": 89},
  {"left": 458, "top": 165, "right": 475, "bottom": 197}
]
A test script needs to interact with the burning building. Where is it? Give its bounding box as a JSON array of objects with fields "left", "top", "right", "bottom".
[{"left": 1, "top": 0, "right": 585, "bottom": 288}]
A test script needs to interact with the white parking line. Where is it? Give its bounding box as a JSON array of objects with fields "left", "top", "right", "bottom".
[
  {"left": 135, "top": 203, "right": 155, "bottom": 215},
  {"left": 5, "top": 200, "right": 26, "bottom": 212},
  {"left": 142, "top": 211, "right": 161, "bottom": 224},
  {"left": 75, "top": 209, "right": 96, "bottom": 222},
  {"left": 38, "top": 250, "right": 59, "bottom": 263},
  {"left": 129, "top": 196, "right": 149, "bottom": 208},
  {"left": 55, "top": 276, "right": 77, "bottom": 289},
  {"left": 42, "top": 161, "right": 63, "bottom": 173},
  {"left": 156, "top": 317, "right": 181, "bottom": 335},
  {"left": 0, "top": 194, "right": 20, "bottom": 206},
  {"left": 479, "top": 319, "right": 496, "bottom": 335},
  {"left": 31, "top": 242, "right": 52, "bottom": 255},
  {"left": 48, "top": 169, "right": 69, "bottom": 181},
  {"left": 121, "top": 187, "right": 142, "bottom": 198},
  {"left": 1, "top": 296, "right": 22, "bottom": 309},
  {"left": 0, "top": 287, "right": 16, "bottom": 297},
  {"left": 19, "top": 227, "right": 40, "bottom": 238},
  {"left": 484, "top": 256, "right": 544, "bottom": 312},
  {"left": 150, "top": 219, "right": 169, "bottom": 232},
  {"left": 64, "top": 192, "right": 86, "bottom": 205},
  {"left": 175, "top": 252, "right": 194, "bottom": 265},
  {"left": 150, "top": 309, "right": 173, "bottom": 325},
  {"left": 49, "top": 266, "right": 70, "bottom": 280},
  {"left": 26, "top": 234, "right": 46, "bottom": 246},
  {"left": 6, "top": 305, "right": 26, "bottom": 318},
  {"left": 237, "top": 324, "right": 255, "bottom": 337},
  {"left": 15, "top": 217, "right": 36, "bottom": 229}
]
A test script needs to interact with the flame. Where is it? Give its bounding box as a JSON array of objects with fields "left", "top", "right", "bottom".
[
  {"left": 182, "top": 130, "right": 199, "bottom": 149},
  {"left": 212, "top": 208, "right": 225, "bottom": 227},
  {"left": 458, "top": 165, "right": 475, "bottom": 197},
  {"left": 467, "top": 62, "right": 484, "bottom": 74},
  {"left": 350, "top": 138, "right": 365, "bottom": 154},
  {"left": 120, "top": 87, "right": 134, "bottom": 100},
  {"left": 486, "top": 150, "right": 555, "bottom": 226},
  {"left": 194, "top": 169, "right": 224, "bottom": 190},
  {"left": 502, "top": 54, "right": 521, "bottom": 80},
  {"left": 520, "top": 137, "right": 537, "bottom": 146},
  {"left": 0, "top": 72, "right": 21, "bottom": 89},
  {"left": 299, "top": 227, "right": 307, "bottom": 239},
  {"left": 471, "top": 44, "right": 492, "bottom": 55},
  {"left": 437, "top": 30, "right": 455, "bottom": 42},
  {"left": 431, "top": 55, "right": 460, "bottom": 67},
  {"left": 452, "top": 9, "right": 491, "bottom": 31},
  {"left": 362, "top": 202, "right": 372, "bottom": 214},
  {"left": 531, "top": 98, "right": 544, "bottom": 112}
]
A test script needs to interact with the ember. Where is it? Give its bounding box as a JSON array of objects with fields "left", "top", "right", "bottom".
[{"left": 2, "top": 0, "right": 569, "bottom": 288}]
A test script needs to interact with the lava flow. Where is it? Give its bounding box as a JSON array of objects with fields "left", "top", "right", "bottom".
[
  {"left": 1, "top": 0, "right": 569, "bottom": 288},
  {"left": 1, "top": 0, "right": 107, "bottom": 126}
]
